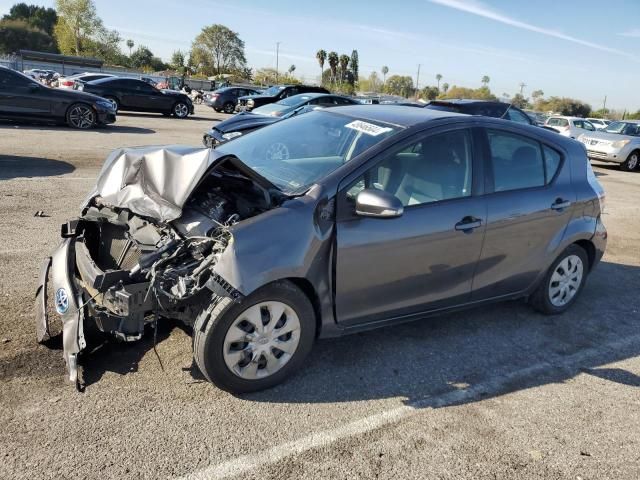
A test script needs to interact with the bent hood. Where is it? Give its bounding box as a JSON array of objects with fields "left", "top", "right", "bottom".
[
  {"left": 85, "top": 145, "right": 226, "bottom": 222},
  {"left": 214, "top": 112, "right": 280, "bottom": 133}
]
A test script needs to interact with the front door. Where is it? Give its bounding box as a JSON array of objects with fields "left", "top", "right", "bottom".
[
  {"left": 0, "top": 69, "right": 50, "bottom": 118},
  {"left": 334, "top": 127, "right": 487, "bottom": 326}
]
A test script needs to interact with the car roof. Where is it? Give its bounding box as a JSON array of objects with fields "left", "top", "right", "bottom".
[
  {"left": 324, "top": 104, "right": 466, "bottom": 127},
  {"left": 89, "top": 76, "right": 138, "bottom": 84}
]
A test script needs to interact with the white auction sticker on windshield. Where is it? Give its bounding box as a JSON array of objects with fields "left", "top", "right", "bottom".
[{"left": 345, "top": 120, "right": 393, "bottom": 136}]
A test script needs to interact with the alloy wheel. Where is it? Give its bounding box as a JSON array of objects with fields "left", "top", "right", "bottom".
[
  {"left": 628, "top": 153, "right": 638, "bottom": 170},
  {"left": 68, "top": 105, "right": 95, "bottom": 129},
  {"left": 222, "top": 301, "right": 301, "bottom": 380},
  {"left": 548, "top": 254, "right": 584, "bottom": 307},
  {"left": 174, "top": 103, "right": 189, "bottom": 118}
]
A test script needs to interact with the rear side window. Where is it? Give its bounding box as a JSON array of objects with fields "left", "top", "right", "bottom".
[
  {"left": 487, "top": 130, "right": 545, "bottom": 192},
  {"left": 506, "top": 108, "right": 532, "bottom": 125},
  {"left": 548, "top": 118, "right": 568, "bottom": 127},
  {"left": 543, "top": 146, "right": 562, "bottom": 181}
]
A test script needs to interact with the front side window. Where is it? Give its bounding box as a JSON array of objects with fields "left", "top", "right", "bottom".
[
  {"left": 346, "top": 129, "right": 473, "bottom": 207},
  {"left": 487, "top": 130, "right": 545, "bottom": 192},
  {"left": 0, "top": 69, "right": 33, "bottom": 87}
]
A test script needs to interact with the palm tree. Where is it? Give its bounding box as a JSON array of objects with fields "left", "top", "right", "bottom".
[
  {"left": 381, "top": 65, "right": 389, "bottom": 85},
  {"left": 339, "top": 54, "right": 350, "bottom": 84},
  {"left": 328, "top": 51, "right": 339, "bottom": 84},
  {"left": 436, "top": 73, "right": 442, "bottom": 91},
  {"left": 442, "top": 82, "right": 449, "bottom": 94},
  {"left": 288, "top": 64, "right": 296, "bottom": 75},
  {"left": 315, "top": 49, "right": 326, "bottom": 84},
  {"left": 126, "top": 39, "right": 134, "bottom": 57},
  {"left": 481, "top": 75, "right": 490, "bottom": 86}
]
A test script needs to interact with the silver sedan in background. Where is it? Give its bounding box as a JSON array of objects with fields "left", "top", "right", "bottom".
[{"left": 578, "top": 120, "right": 640, "bottom": 171}]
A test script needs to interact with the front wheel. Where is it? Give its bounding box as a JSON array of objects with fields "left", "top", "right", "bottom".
[
  {"left": 223, "top": 102, "right": 235, "bottom": 114},
  {"left": 193, "top": 280, "right": 316, "bottom": 393},
  {"left": 66, "top": 103, "right": 96, "bottom": 129},
  {"left": 621, "top": 151, "right": 639, "bottom": 171},
  {"left": 530, "top": 244, "right": 588, "bottom": 315},
  {"left": 172, "top": 102, "right": 190, "bottom": 118}
]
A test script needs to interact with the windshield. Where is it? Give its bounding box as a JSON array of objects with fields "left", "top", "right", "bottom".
[
  {"left": 263, "top": 86, "right": 285, "bottom": 96},
  {"left": 216, "top": 111, "right": 401, "bottom": 194},
  {"left": 252, "top": 103, "right": 289, "bottom": 116},
  {"left": 278, "top": 95, "right": 312, "bottom": 107},
  {"left": 604, "top": 122, "right": 640, "bottom": 135}
]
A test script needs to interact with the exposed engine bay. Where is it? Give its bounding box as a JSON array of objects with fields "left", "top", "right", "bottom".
[{"left": 76, "top": 162, "right": 279, "bottom": 338}]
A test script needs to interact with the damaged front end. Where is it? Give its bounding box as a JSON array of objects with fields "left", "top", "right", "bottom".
[{"left": 35, "top": 145, "right": 284, "bottom": 385}]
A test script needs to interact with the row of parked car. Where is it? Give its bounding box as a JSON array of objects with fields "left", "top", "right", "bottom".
[{"left": 0, "top": 65, "right": 195, "bottom": 129}]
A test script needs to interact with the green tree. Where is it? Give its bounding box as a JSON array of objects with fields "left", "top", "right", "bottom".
[
  {"left": 435, "top": 73, "right": 442, "bottom": 91},
  {"left": 531, "top": 89, "right": 544, "bottom": 101},
  {"left": 384, "top": 75, "right": 414, "bottom": 97},
  {"left": 535, "top": 96, "right": 591, "bottom": 116},
  {"left": 54, "top": 0, "right": 104, "bottom": 56},
  {"left": 381, "top": 65, "right": 389, "bottom": 85},
  {"left": 510, "top": 93, "right": 529, "bottom": 109},
  {"left": 357, "top": 71, "right": 382, "bottom": 92},
  {"left": 443, "top": 85, "right": 496, "bottom": 100},
  {"left": 421, "top": 85, "right": 440, "bottom": 101},
  {"left": 350, "top": 49, "right": 359, "bottom": 86},
  {"left": 481, "top": 75, "right": 490, "bottom": 86},
  {"left": 129, "top": 45, "right": 163, "bottom": 70},
  {"left": 190, "top": 24, "right": 246, "bottom": 76},
  {"left": 327, "top": 51, "right": 339, "bottom": 84},
  {"left": 316, "top": 49, "right": 326, "bottom": 83},
  {"left": 0, "top": 19, "right": 57, "bottom": 54},
  {"left": 126, "top": 38, "right": 134, "bottom": 56},
  {"left": 3, "top": 3, "right": 57, "bottom": 35},
  {"left": 441, "top": 82, "right": 449, "bottom": 94},
  {"left": 338, "top": 54, "right": 349, "bottom": 83},
  {"left": 254, "top": 67, "right": 299, "bottom": 85},
  {"left": 171, "top": 50, "right": 186, "bottom": 69}
]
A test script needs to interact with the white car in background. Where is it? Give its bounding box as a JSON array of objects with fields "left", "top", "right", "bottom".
[
  {"left": 57, "top": 72, "right": 115, "bottom": 89},
  {"left": 586, "top": 118, "right": 611, "bottom": 131},
  {"left": 545, "top": 116, "right": 596, "bottom": 138},
  {"left": 578, "top": 120, "right": 640, "bottom": 171}
]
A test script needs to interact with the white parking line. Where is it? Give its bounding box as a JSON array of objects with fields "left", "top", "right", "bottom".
[{"left": 177, "top": 334, "right": 640, "bottom": 480}]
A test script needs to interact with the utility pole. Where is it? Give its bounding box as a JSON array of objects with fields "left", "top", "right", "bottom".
[
  {"left": 602, "top": 95, "right": 607, "bottom": 117},
  {"left": 275, "top": 42, "right": 280, "bottom": 84},
  {"left": 519, "top": 82, "right": 526, "bottom": 95},
  {"left": 415, "top": 64, "right": 421, "bottom": 98}
]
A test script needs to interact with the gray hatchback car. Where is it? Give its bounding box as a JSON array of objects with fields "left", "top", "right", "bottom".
[{"left": 36, "top": 106, "right": 607, "bottom": 393}]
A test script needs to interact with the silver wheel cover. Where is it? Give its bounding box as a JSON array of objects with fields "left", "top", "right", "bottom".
[
  {"left": 548, "top": 254, "right": 583, "bottom": 307},
  {"left": 628, "top": 154, "right": 638, "bottom": 170},
  {"left": 68, "top": 105, "right": 95, "bottom": 129},
  {"left": 223, "top": 301, "right": 301, "bottom": 380}
]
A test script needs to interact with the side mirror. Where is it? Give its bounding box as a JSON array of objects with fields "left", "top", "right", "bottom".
[{"left": 355, "top": 189, "right": 404, "bottom": 218}]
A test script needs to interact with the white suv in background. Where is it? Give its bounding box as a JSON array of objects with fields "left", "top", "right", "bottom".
[{"left": 545, "top": 116, "right": 596, "bottom": 138}]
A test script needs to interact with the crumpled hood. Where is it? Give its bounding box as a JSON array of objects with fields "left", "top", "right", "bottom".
[
  {"left": 214, "top": 111, "right": 280, "bottom": 133},
  {"left": 85, "top": 145, "right": 225, "bottom": 222}
]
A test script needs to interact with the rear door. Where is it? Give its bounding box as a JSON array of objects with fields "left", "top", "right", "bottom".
[
  {"left": 334, "top": 126, "right": 487, "bottom": 325},
  {"left": 471, "top": 127, "right": 574, "bottom": 300}
]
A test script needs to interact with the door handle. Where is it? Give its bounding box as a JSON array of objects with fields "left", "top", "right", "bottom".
[
  {"left": 551, "top": 199, "right": 571, "bottom": 211},
  {"left": 455, "top": 216, "right": 482, "bottom": 232}
]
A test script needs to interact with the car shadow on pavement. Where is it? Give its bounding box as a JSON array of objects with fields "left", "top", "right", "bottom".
[
  {"left": 0, "top": 121, "right": 155, "bottom": 134},
  {"left": 242, "top": 261, "right": 640, "bottom": 408},
  {"left": 0, "top": 155, "right": 75, "bottom": 180}
]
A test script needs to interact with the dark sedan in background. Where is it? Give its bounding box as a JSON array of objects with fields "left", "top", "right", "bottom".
[
  {"left": 79, "top": 77, "right": 194, "bottom": 118},
  {"left": 237, "top": 84, "right": 329, "bottom": 111},
  {"left": 0, "top": 65, "right": 116, "bottom": 129},
  {"left": 203, "top": 93, "right": 358, "bottom": 146},
  {"left": 205, "top": 86, "right": 262, "bottom": 113}
]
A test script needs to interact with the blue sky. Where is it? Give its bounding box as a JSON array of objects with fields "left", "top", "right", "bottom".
[{"left": 2, "top": 0, "right": 640, "bottom": 110}]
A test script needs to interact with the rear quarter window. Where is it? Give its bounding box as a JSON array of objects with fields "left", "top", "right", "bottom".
[{"left": 487, "top": 130, "right": 545, "bottom": 192}]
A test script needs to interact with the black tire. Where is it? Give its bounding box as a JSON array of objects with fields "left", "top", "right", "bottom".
[
  {"left": 172, "top": 101, "right": 190, "bottom": 118},
  {"left": 214, "top": 108, "right": 222, "bottom": 113},
  {"left": 193, "top": 280, "right": 316, "bottom": 393},
  {"left": 223, "top": 102, "right": 235, "bottom": 114},
  {"left": 530, "top": 244, "right": 589, "bottom": 315},
  {"left": 621, "top": 150, "right": 639, "bottom": 172},
  {"left": 103, "top": 96, "right": 119, "bottom": 113},
  {"left": 66, "top": 103, "right": 96, "bottom": 129}
]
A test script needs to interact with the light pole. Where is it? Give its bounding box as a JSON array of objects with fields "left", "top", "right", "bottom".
[
  {"left": 415, "top": 64, "right": 421, "bottom": 98},
  {"left": 519, "top": 82, "right": 526, "bottom": 95},
  {"left": 275, "top": 42, "right": 281, "bottom": 84}
]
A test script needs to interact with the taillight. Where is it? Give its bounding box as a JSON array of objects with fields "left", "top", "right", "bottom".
[{"left": 62, "top": 80, "right": 74, "bottom": 86}]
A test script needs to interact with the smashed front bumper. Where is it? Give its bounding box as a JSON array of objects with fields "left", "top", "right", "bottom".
[{"left": 35, "top": 238, "right": 86, "bottom": 386}]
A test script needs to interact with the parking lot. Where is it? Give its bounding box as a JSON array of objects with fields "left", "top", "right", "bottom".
[{"left": 1, "top": 105, "right": 639, "bottom": 480}]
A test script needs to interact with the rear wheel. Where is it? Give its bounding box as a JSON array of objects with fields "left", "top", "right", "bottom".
[
  {"left": 621, "top": 150, "right": 639, "bottom": 171},
  {"left": 530, "top": 244, "right": 588, "bottom": 315},
  {"left": 223, "top": 102, "right": 235, "bottom": 114},
  {"left": 193, "top": 280, "right": 315, "bottom": 393},
  {"left": 66, "top": 103, "right": 96, "bottom": 129},
  {"left": 172, "top": 102, "right": 190, "bottom": 118}
]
